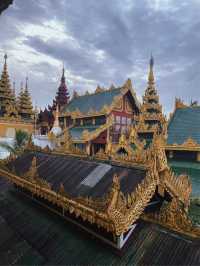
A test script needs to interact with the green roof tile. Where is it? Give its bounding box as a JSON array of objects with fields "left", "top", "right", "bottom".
[
  {"left": 69, "top": 126, "right": 99, "bottom": 140},
  {"left": 62, "top": 88, "right": 122, "bottom": 114},
  {"left": 168, "top": 107, "right": 200, "bottom": 145}
]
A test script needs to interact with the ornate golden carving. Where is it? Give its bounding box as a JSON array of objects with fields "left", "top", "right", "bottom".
[
  {"left": 1, "top": 134, "right": 198, "bottom": 238},
  {"left": 95, "top": 85, "right": 104, "bottom": 94},
  {"left": 175, "top": 98, "right": 188, "bottom": 109},
  {"left": 166, "top": 137, "right": 200, "bottom": 151},
  {"left": 143, "top": 197, "right": 200, "bottom": 238}
]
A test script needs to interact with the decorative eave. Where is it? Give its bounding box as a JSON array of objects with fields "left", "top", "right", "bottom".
[
  {"left": 166, "top": 137, "right": 200, "bottom": 151},
  {"left": 175, "top": 98, "right": 188, "bottom": 110},
  {"left": 2, "top": 135, "right": 200, "bottom": 238}
]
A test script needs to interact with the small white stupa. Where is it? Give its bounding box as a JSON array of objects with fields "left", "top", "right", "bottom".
[{"left": 50, "top": 105, "right": 62, "bottom": 137}]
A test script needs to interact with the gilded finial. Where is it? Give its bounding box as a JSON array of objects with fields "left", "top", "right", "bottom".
[
  {"left": 148, "top": 54, "right": 155, "bottom": 84},
  {"left": 62, "top": 62, "right": 65, "bottom": 76},
  {"left": 4, "top": 53, "right": 7, "bottom": 64},
  {"left": 123, "top": 78, "right": 133, "bottom": 90},
  {"left": 20, "top": 81, "right": 24, "bottom": 90},
  {"left": 73, "top": 90, "right": 79, "bottom": 98},
  {"left": 25, "top": 76, "right": 28, "bottom": 90},
  {"left": 150, "top": 53, "right": 154, "bottom": 68}
]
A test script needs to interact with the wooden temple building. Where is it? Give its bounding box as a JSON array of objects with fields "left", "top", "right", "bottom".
[
  {"left": 59, "top": 78, "right": 140, "bottom": 155},
  {"left": 166, "top": 98, "right": 200, "bottom": 162},
  {"left": 0, "top": 54, "right": 34, "bottom": 137},
  {"left": 37, "top": 56, "right": 165, "bottom": 157}
]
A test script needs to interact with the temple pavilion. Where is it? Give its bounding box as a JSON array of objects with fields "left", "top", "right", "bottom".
[
  {"left": 0, "top": 54, "right": 34, "bottom": 137},
  {"left": 59, "top": 78, "right": 140, "bottom": 155}
]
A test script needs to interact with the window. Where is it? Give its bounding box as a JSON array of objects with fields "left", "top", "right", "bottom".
[
  {"left": 115, "top": 115, "right": 121, "bottom": 123},
  {"left": 127, "top": 118, "right": 131, "bottom": 125},
  {"left": 115, "top": 125, "right": 121, "bottom": 131},
  {"left": 121, "top": 116, "right": 126, "bottom": 124},
  {"left": 121, "top": 125, "right": 127, "bottom": 133}
]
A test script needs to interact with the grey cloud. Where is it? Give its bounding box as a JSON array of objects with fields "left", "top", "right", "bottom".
[{"left": 1, "top": 0, "right": 200, "bottom": 111}]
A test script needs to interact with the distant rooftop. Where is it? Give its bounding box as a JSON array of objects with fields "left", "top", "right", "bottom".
[{"left": 168, "top": 106, "right": 200, "bottom": 145}]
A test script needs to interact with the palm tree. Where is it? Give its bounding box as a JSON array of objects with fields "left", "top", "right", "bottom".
[{"left": 0, "top": 129, "right": 29, "bottom": 155}]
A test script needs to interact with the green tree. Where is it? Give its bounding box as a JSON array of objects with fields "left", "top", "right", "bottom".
[{"left": 0, "top": 129, "right": 29, "bottom": 155}]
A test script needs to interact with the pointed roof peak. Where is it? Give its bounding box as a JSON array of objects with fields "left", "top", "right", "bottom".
[
  {"left": 61, "top": 63, "right": 65, "bottom": 80},
  {"left": 20, "top": 81, "right": 24, "bottom": 91},
  {"left": 4, "top": 53, "right": 7, "bottom": 64},
  {"left": 150, "top": 53, "right": 154, "bottom": 68},
  {"left": 148, "top": 54, "right": 155, "bottom": 84},
  {"left": 123, "top": 78, "right": 133, "bottom": 90},
  {"left": 25, "top": 76, "right": 29, "bottom": 91}
]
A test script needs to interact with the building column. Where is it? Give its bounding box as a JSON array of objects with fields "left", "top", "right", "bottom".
[
  {"left": 196, "top": 151, "right": 200, "bottom": 162},
  {"left": 86, "top": 141, "right": 91, "bottom": 156},
  {"left": 169, "top": 150, "right": 174, "bottom": 159},
  {"left": 64, "top": 117, "right": 66, "bottom": 128}
]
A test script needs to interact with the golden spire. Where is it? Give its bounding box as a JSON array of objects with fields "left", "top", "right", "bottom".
[
  {"left": 4, "top": 54, "right": 7, "bottom": 69},
  {"left": 148, "top": 54, "right": 155, "bottom": 85},
  {"left": 123, "top": 78, "right": 133, "bottom": 90},
  {"left": 25, "top": 76, "right": 28, "bottom": 91}
]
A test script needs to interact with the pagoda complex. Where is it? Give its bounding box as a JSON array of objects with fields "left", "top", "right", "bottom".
[
  {"left": 36, "top": 56, "right": 168, "bottom": 157},
  {"left": 0, "top": 54, "right": 34, "bottom": 137}
]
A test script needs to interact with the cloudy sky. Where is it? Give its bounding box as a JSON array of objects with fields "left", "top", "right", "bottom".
[{"left": 0, "top": 0, "right": 200, "bottom": 113}]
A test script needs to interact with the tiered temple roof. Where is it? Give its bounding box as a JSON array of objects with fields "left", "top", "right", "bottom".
[
  {"left": 52, "top": 66, "right": 70, "bottom": 111},
  {"left": 0, "top": 54, "right": 34, "bottom": 121},
  {"left": 18, "top": 78, "right": 33, "bottom": 120},
  {"left": 136, "top": 56, "right": 167, "bottom": 144},
  {"left": 61, "top": 80, "right": 139, "bottom": 117},
  {"left": 0, "top": 54, "right": 15, "bottom": 116}
]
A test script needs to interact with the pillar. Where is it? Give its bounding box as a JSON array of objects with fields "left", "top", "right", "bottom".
[
  {"left": 86, "top": 141, "right": 91, "bottom": 156},
  {"left": 196, "top": 151, "right": 200, "bottom": 162},
  {"left": 169, "top": 150, "right": 174, "bottom": 159}
]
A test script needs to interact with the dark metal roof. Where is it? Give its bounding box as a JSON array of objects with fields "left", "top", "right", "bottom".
[
  {"left": 0, "top": 178, "right": 200, "bottom": 266},
  {"left": 10, "top": 152, "right": 147, "bottom": 198}
]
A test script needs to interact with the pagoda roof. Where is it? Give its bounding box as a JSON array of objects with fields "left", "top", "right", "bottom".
[
  {"left": 62, "top": 88, "right": 121, "bottom": 114},
  {"left": 168, "top": 106, "right": 200, "bottom": 145},
  {"left": 0, "top": 177, "right": 200, "bottom": 265},
  {"left": 61, "top": 85, "right": 140, "bottom": 117}
]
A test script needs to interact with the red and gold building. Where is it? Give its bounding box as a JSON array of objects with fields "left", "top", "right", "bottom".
[{"left": 59, "top": 79, "right": 140, "bottom": 155}]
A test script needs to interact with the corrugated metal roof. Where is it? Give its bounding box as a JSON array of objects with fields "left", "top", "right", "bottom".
[
  {"left": 10, "top": 152, "right": 147, "bottom": 198},
  {"left": 0, "top": 178, "right": 200, "bottom": 266}
]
